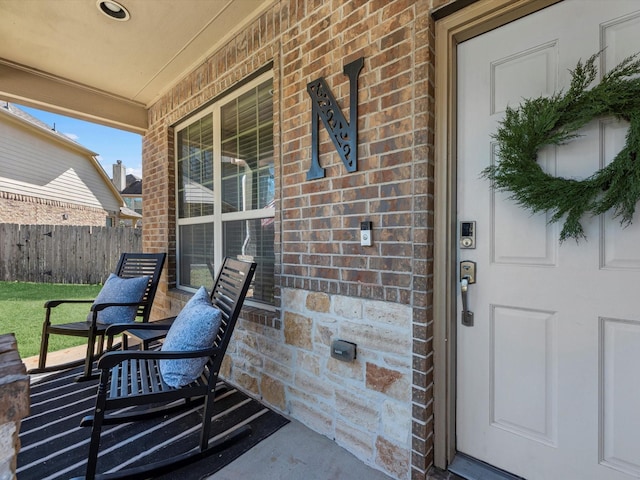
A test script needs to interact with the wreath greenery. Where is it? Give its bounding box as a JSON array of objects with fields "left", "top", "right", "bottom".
[{"left": 482, "top": 52, "right": 640, "bottom": 242}]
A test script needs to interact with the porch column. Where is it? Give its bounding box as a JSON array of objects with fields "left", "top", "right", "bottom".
[{"left": 0, "top": 334, "right": 30, "bottom": 480}]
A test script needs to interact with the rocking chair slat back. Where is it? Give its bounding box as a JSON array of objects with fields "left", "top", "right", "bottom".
[{"left": 115, "top": 253, "right": 166, "bottom": 321}]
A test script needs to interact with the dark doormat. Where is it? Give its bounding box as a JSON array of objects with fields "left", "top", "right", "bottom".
[{"left": 18, "top": 366, "right": 289, "bottom": 480}]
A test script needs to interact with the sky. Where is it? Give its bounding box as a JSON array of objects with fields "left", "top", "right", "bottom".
[{"left": 17, "top": 105, "right": 143, "bottom": 179}]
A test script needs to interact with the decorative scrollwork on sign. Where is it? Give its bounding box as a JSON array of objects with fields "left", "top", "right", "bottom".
[{"left": 306, "top": 57, "right": 364, "bottom": 180}]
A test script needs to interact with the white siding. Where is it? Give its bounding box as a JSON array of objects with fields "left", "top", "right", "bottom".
[{"left": 0, "top": 119, "right": 121, "bottom": 212}]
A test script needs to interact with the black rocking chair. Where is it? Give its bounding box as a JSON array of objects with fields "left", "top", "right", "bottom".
[
  {"left": 27, "top": 252, "right": 166, "bottom": 381},
  {"left": 77, "top": 257, "right": 256, "bottom": 480}
]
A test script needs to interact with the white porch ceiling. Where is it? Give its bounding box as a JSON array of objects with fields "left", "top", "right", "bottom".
[{"left": 0, "top": 0, "right": 271, "bottom": 133}]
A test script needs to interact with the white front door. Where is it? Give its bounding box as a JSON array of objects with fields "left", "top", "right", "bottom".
[{"left": 456, "top": 1, "right": 640, "bottom": 479}]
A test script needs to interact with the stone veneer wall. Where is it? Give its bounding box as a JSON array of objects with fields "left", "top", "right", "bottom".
[
  {"left": 143, "top": 1, "right": 450, "bottom": 478},
  {"left": 0, "top": 334, "right": 30, "bottom": 480},
  {"left": 226, "top": 288, "right": 413, "bottom": 478}
]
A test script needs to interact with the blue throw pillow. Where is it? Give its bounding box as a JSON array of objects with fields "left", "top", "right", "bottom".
[
  {"left": 90, "top": 273, "right": 150, "bottom": 325},
  {"left": 159, "top": 287, "right": 222, "bottom": 388}
]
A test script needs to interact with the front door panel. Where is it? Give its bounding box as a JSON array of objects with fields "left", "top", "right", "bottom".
[{"left": 456, "top": 1, "right": 640, "bottom": 478}]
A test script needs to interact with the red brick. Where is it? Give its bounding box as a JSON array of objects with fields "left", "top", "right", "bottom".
[{"left": 143, "top": 1, "right": 438, "bottom": 476}]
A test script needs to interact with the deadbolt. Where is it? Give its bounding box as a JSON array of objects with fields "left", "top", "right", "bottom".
[{"left": 460, "top": 221, "right": 476, "bottom": 249}]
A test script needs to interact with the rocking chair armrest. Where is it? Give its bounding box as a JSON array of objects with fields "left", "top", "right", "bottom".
[
  {"left": 105, "top": 321, "right": 175, "bottom": 336},
  {"left": 83, "top": 301, "right": 149, "bottom": 329},
  {"left": 45, "top": 299, "right": 94, "bottom": 309},
  {"left": 90, "top": 300, "right": 148, "bottom": 312},
  {"left": 97, "top": 347, "right": 220, "bottom": 370}
]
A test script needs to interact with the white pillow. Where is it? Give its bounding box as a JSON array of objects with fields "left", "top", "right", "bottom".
[{"left": 159, "top": 287, "right": 222, "bottom": 388}]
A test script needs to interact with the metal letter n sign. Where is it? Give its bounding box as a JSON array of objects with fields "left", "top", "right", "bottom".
[{"left": 306, "top": 57, "right": 364, "bottom": 180}]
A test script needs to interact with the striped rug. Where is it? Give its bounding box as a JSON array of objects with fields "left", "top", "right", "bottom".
[{"left": 18, "top": 366, "right": 289, "bottom": 480}]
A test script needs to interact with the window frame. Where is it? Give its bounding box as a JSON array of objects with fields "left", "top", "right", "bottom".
[{"left": 174, "top": 70, "right": 275, "bottom": 310}]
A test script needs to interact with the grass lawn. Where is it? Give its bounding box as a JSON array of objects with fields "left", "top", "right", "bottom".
[{"left": 0, "top": 281, "right": 103, "bottom": 359}]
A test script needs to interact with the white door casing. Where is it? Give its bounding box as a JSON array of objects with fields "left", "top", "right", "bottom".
[{"left": 456, "top": 1, "right": 640, "bottom": 479}]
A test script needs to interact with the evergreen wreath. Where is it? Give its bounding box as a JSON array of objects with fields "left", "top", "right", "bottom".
[{"left": 483, "top": 52, "right": 640, "bottom": 242}]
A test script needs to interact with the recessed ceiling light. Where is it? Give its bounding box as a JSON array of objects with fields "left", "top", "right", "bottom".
[{"left": 97, "top": 0, "right": 130, "bottom": 21}]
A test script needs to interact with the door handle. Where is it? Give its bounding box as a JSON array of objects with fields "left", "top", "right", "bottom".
[{"left": 460, "top": 261, "right": 476, "bottom": 327}]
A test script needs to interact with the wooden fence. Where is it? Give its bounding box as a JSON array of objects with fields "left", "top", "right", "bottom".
[{"left": 0, "top": 224, "right": 142, "bottom": 284}]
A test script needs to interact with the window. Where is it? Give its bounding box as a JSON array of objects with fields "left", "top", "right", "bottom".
[
  {"left": 124, "top": 196, "right": 142, "bottom": 215},
  {"left": 175, "top": 73, "right": 275, "bottom": 307}
]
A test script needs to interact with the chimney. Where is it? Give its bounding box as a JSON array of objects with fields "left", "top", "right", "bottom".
[{"left": 112, "top": 160, "right": 127, "bottom": 192}]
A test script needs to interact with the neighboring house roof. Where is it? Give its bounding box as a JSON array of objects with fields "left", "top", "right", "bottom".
[
  {"left": 121, "top": 179, "right": 142, "bottom": 195},
  {"left": 0, "top": 102, "right": 137, "bottom": 218},
  {"left": 126, "top": 173, "right": 140, "bottom": 187},
  {"left": 120, "top": 205, "right": 141, "bottom": 219},
  {"left": 2, "top": 101, "right": 98, "bottom": 155}
]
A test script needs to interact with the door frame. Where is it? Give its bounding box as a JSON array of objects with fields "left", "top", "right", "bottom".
[{"left": 432, "top": 0, "right": 562, "bottom": 469}]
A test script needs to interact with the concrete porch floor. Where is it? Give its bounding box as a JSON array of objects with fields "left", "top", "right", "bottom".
[{"left": 23, "top": 345, "right": 397, "bottom": 480}]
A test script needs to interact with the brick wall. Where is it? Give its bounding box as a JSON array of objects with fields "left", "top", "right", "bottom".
[
  {"left": 0, "top": 192, "right": 108, "bottom": 226},
  {"left": 144, "top": 1, "right": 437, "bottom": 478}
]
